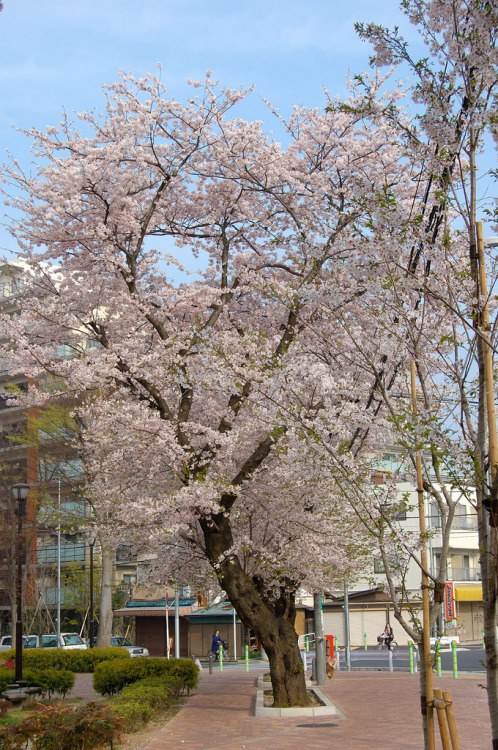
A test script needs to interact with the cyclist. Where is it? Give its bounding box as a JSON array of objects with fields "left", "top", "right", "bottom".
[
  {"left": 211, "top": 630, "right": 224, "bottom": 661},
  {"left": 380, "top": 623, "right": 394, "bottom": 650}
]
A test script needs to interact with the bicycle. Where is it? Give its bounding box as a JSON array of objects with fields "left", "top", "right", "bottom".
[
  {"left": 207, "top": 640, "right": 231, "bottom": 661},
  {"left": 376, "top": 636, "right": 398, "bottom": 654}
]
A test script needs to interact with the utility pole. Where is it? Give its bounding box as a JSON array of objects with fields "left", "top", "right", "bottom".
[
  {"left": 344, "top": 581, "right": 351, "bottom": 671},
  {"left": 56, "top": 476, "right": 61, "bottom": 646},
  {"left": 174, "top": 578, "right": 180, "bottom": 658},
  {"left": 313, "top": 592, "right": 326, "bottom": 684}
]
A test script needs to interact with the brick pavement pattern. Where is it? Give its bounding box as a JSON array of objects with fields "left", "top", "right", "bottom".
[
  {"left": 142, "top": 668, "right": 489, "bottom": 749},
  {"left": 67, "top": 672, "right": 100, "bottom": 702}
]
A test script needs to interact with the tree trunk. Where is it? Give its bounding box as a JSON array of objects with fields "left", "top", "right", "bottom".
[
  {"left": 417, "top": 639, "right": 430, "bottom": 749},
  {"left": 263, "top": 616, "right": 308, "bottom": 707},
  {"left": 200, "top": 513, "right": 310, "bottom": 707},
  {"left": 477, "top": 480, "right": 498, "bottom": 746},
  {"left": 473, "top": 224, "right": 498, "bottom": 746},
  {"left": 96, "top": 543, "right": 114, "bottom": 647}
]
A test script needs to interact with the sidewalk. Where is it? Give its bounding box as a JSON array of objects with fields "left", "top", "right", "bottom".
[{"left": 142, "top": 667, "right": 490, "bottom": 749}]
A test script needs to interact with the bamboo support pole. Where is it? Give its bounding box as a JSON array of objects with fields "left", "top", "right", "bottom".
[
  {"left": 433, "top": 689, "right": 451, "bottom": 750},
  {"left": 442, "top": 691, "right": 461, "bottom": 750},
  {"left": 410, "top": 360, "right": 435, "bottom": 750}
]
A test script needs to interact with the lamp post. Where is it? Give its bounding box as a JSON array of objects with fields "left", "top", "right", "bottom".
[
  {"left": 88, "top": 531, "right": 97, "bottom": 647},
  {"left": 12, "top": 483, "right": 29, "bottom": 684},
  {"left": 56, "top": 476, "right": 61, "bottom": 648}
]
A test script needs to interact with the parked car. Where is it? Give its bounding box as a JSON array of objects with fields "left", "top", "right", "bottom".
[
  {"left": 0, "top": 634, "right": 39, "bottom": 650},
  {"left": 86, "top": 635, "right": 149, "bottom": 657},
  {"left": 41, "top": 633, "right": 87, "bottom": 649}
]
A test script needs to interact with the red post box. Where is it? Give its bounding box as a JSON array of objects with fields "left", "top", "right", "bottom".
[{"left": 325, "top": 635, "right": 334, "bottom": 658}]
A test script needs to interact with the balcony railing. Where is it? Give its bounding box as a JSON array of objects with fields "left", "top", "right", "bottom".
[
  {"left": 43, "top": 585, "right": 82, "bottom": 606},
  {"left": 445, "top": 566, "right": 481, "bottom": 582},
  {"left": 429, "top": 515, "right": 478, "bottom": 531},
  {"left": 116, "top": 544, "right": 137, "bottom": 563},
  {"left": 0, "top": 279, "right": 23, "bottom": 300}
]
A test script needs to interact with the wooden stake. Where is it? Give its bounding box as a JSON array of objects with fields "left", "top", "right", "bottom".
[
  {"left": 443, "top": 691, "right": 461, "bottom": 750},
  {"left": 433, "top": 689, "right": 451, "bottom": 750}
]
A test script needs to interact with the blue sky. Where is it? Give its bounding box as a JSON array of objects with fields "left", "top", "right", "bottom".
[{"left": 0, "top": 0, "right": 423, "bottom": 264}]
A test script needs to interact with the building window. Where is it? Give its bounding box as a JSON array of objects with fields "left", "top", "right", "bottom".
[
  {"left": 55, "top": 344, "right": 78, "bottom": 359},
  {"left": 374, "top": 558, "right": 385, "bottom": 574},
  {"left": 122, "top": 574, "right": 136, "bottom": 585},
  {"left": 429, "top": 503, "right": 442, "bottom": 528}
]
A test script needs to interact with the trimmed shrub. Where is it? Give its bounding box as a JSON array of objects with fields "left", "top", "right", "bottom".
[
  {"left": 0, "top": 646, "right": 130, "bottom": 673},
  {"left": 120, "top": 683, "right": 173, "bottom": 711},
  {"left": 93, "top": 657, "right": 199, "bottom": 696},
  {"left": 28, "top": 668, "right": 75, "bottom": 699},
  {"left": 109, "top": 699, "right": 154, "bottom": 731},
  {"left": 0, "top": 667, "right": 74, "bottom": 698},
  {"left": 0, "top": 670, "right": 15, "bottom": 694},
  {"left": 131, "top": 674, "right": 185, "bottom": 698}
]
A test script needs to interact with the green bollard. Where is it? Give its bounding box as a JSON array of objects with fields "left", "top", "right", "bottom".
[
  {"left": 219, "top": 643, "right": 223, "bottom": 672},
  {"left": 364, "top": 633, "right": 368, "bottom": 651},
  {"left": 451, "top": 640, "right": 458, "bottom": 679},
  {"left": 245, "top": 644, "right": 249, "bottom": 672},
  {"left": 408, "top": 641, "right": 415, "bottom": 674},
  {"left": 435, "top": 640, "right": 441, "bottom": 676}
]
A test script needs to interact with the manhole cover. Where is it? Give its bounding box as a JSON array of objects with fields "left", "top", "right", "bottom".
[{"left": 297, "top": 723, "right": 338, "bottom": 728}]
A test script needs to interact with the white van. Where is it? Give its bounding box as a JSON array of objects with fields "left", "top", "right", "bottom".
[{"left": 41, "top": 633, "right": 87, "bottom": 650}]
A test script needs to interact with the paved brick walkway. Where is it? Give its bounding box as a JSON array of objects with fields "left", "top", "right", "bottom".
[
  {"left": 67, "top": 672, "right": 101, "bottom": 702},
  {"left": 142, "top": 667, "right": 490, "bottom": 749}
]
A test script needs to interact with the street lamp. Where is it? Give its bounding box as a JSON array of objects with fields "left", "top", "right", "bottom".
[
  {"left": 11, "top": 483, "right": 29, "bottom": 684},
  {"left": 88, "top": 531, "right": 97, "bottom": 648}
]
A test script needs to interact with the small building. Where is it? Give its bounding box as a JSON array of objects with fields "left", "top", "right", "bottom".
[
  {"left": 114, "top": 598, "right": 310, "bottom": 658},
  {"left": 113, "top": 599, "right": 197, "bottom": 656}
]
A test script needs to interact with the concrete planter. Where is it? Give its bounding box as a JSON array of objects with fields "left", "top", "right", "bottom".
[{"left": 254, "top": 680, "right": 343, "bottom": 718}]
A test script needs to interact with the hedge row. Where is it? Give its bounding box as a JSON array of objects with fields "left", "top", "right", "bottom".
[
  {"left": 107, "top": 675, "right": 184, "bottom": 731},
  {"left": 93, "top": 657, "right": 199, "bottom": 696},
  {"left": 0, "top": 667, "right": 74, "bottom": 698},
  {"left": 0, "top": 646, "right": 130, "bottom": 672}
]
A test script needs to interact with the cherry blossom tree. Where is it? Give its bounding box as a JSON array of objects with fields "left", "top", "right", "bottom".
[{"left": 0, "top": 69, "right": 423, "bottom": 704}]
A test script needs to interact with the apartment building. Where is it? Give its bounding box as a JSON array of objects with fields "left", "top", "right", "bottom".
[
  {"left": 328, "top": 452, "right": 482, "bottom": 645},
  {"left": 0, "top": 260, "right": 138, "bottom": 636}
]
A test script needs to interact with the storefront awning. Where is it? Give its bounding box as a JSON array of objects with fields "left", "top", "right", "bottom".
[{"left": 454, "top": 584, "right": 482, "bottom": 602}]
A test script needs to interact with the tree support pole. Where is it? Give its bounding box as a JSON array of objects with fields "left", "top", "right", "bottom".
[{"left": 411, "top": 360, "right": 435, "bottom": 750}]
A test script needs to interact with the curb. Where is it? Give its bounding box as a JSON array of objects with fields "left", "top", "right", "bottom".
[{"left": 254, "top": 685, "right": 344, "bottom": 718}]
